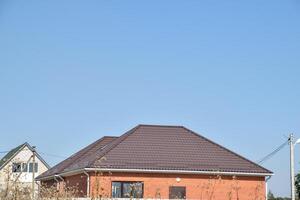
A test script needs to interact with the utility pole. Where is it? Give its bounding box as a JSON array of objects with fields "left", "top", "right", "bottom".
[
  {"left": 32, "top": 146, "right": 36, "bottom": 200},
  {"left": 290, "top": 134, "right": 296, "bottom": 200}
]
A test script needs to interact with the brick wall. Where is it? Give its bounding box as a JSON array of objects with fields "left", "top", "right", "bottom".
[
  {"left": 41, "top": 178, "right": 57, "bottom": 188},
  {"left": 42, "top": 172, "right": 266, "bottom": 199},
  {"left": 90, "top": 172, "right": 266, "bottom": 200},
  {"left": 41, "top": 173, "right": 87, "bottom": 197},
  {"left": 64, "top": 173, "right": 87, "bottom": 196}
]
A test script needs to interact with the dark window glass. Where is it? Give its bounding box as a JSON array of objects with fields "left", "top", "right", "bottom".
[
  {"left": 12, "top": 163, "right": 21, "bottom": 172},
  {"left": 22, "top": 163, "right": 28, "bottom": 172},
  {"left": 169, "top": 186, "right": 186, "bottom": 199},
  {"left": 29, "top": 163, "right": 38, "bottom": 173},
  {"left": 112, "top": 182, "right": 121, "bottom": 198},
  {"left": 112, "top": 182, "right": 143, "bottom": 198},
  {"left": 34, "top": 163, "right": 38, "bottom": 172}
]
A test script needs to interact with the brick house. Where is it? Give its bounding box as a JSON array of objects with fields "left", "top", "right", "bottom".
[{"left": 36, "top": 125, "right": 272, "bottom": 199}]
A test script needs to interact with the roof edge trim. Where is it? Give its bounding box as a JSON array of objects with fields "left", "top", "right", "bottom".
[
  {"left": 86, "top": 168, "right": 274, "bottom": 177},
  {"left": 36, "top": 167, "right": 273, "bottom": 181}
]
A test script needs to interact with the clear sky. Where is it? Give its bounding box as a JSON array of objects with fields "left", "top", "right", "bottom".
[{"left": 0, "top": 0, "right": 300, "bottom": 197}]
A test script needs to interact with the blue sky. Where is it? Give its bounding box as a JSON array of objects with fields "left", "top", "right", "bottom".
[{"left": 0, "top": 0, "right": 300, "bottom": 197}]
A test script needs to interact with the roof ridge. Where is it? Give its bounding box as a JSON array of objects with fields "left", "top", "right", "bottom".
[
  {"left": 37, "top": 136, "right": 117, "bottom": 179},
  {"left": 102, "top": 136, "right": 119, "bottom": 138},
  {"left": 138, "top": 124, "right": 184, "bottom": 128},
  {"left": 45, "top": 136, "right": 110, "bottom": 175},
  {"left": 23, "top": 143, "right": 51, "bottom": 169},
  {"left": 88, "top": 125, "right": 142, "bottom": 167},
  {"left": 181, "top": 126, "right": 272, "bottom": 174}
]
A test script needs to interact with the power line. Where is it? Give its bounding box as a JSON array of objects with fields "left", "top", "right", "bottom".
[
  {"left": 17, "top": 148, "right": 66, "bottom": 158},
  {"left": 0, "top": 148, "right": 66, "bottom": 159},
  {"left": 257, "top": 139, "right": 289, "bottom": 164},
  {"left": 39, "top": 152, "right": 66, "bottom": 159}
]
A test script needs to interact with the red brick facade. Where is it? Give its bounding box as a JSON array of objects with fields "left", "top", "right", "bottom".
[
  {"left": 42, "top": 172, "right": 266, "bottom": 200},
  {"left": 41, "top": 174, "right": 87, "bottom": 197},
  {"left": 64, "top": 173, "right": 87, "bottom": 196}
]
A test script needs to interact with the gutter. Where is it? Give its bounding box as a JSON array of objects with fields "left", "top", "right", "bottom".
[
  {"left": 54, "top": 175, "right": 65, "bottom": 190},
  {"left": 85, "top": 168, "right": 274, "bottom": 177},
  {"left": 36, "top": 168, "right": 84, "bottom": 181},
  {"left": 37, "top": 168, "right": 273, "bottom": 181},
  {"left": 265, "top": 175, "right": 272, "bottom": 200},
  {"left": 53, "top": 176, "right": 60, "bottom": 190},
  {"left": 55, "top": 175, "right": 64, "bottom": 182},
  {"left": 83, "top": 171, "right": 90, "bottom": 197}
]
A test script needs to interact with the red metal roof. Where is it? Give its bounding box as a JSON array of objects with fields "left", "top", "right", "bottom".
[{"left": 37, "top": 125, "right": 271, "bottom": 179}]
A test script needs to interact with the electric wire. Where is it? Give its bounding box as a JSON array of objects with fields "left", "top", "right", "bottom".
[
  {"left": 39, "top": 152, "right": 66, "bottom": 159},
  {"left": 257, "top": 140, "right": 289, "bottom": 164},
  {"left": 2, "top": 138, "right": 291, "bottom": 164},
  {"left": 0, "top": 149, "right": 66, "bottom": 159}
]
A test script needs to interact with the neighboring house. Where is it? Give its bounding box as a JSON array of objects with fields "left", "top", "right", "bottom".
[
  {"left": 0, "top": 142, "right": 50, "bottom": 191},
  {"left": 36, "top": 125, "right": 273, "bottom": 199}
]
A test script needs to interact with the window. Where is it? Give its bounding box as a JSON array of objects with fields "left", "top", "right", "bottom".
[
  {"left": 29, "top": 163, "right": 38, "bottom": 173},
  {"left": 22, "top": 163, "right": 28, "bottom": 172},
  {"left": 12, "top": 163, "right": 21, "bottom": 172},
  {"left": 169, "top": 186, "right": 186, "bottom": 199},
  {"left": 112, "top": 182, "right": 122, "bottom": 198},
  {"left": 112, "top": 182, "right": 143, "bottom": 198}
]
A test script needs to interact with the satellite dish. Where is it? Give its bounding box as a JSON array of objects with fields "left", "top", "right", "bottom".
[{"left": 295, "top": 138, "right": 300, "bottom": 145}]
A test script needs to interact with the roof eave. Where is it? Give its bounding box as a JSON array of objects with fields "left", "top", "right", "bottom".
[
  {"left": 86, "top": 168, "right": 274, "bottom": 177},
  {"left": 36, "top": 167, "right": 273, "bottom": 181}
]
